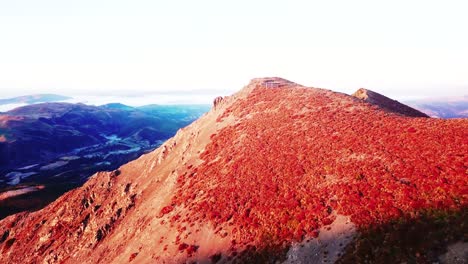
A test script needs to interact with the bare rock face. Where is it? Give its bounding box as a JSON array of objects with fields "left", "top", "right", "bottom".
[
  {"left": 284, "top": 214, "right": 356, "bottom": 264},
  {"left": 213, "top": 96, "right": 224, "bottom": 109},
  {"left": 439, "top": 242, "right": 468, "bottom": 264},
  {"left": 352, "top": 88, "right": 429, "bottom": 117},
  {"left": 0, "top": 78, "right": 466, "bottom": 264},
  {"left": 254, "top": 77, "right": 298, "bottom": 88}
]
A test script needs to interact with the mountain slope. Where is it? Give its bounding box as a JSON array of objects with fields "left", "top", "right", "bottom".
[
  {"left": 0, "top": 102, "right": 208, "bottom": 220},
  {"left": 352, "top": 88, "right": 429, "bottom": 117},
  {"left": 0, "top": 102, "right": 207, "bottom": 172},
  {"left": 0, "top": 78, "right": 466, "bottom": 263}
]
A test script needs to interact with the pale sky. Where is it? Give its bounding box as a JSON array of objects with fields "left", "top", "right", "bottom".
[{"left": 0, "top": 0, "right": 467, "bottom": 101}]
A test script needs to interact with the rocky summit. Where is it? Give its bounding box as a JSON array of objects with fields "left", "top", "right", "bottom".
[{"left": 0, "top": 78, "right": 467, "bottom": 263}]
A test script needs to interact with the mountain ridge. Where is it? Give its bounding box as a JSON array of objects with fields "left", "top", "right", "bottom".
[
  {"left": 0, "top": 94, "right": 71, "bottom": 106},
  {"left": 0, "top": 78, "right": 466, "bottom": 263},
  {"left": 0, "top": 102, "right": 209, "bottom": 220},
  {"left": 352, "top": 88, "right": 429, "bottom": 118}
]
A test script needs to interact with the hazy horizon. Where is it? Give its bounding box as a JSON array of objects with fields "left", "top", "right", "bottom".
[
  {"left": 1, "top": 0, "right": 467, "bottom": 101},
  {"left": 0, "top": 82, "right": 467, "bottom": 108}
]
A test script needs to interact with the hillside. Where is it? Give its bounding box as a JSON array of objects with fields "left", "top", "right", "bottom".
[
  {"left": 0, "top": 78, "right": 466, "bottom": 263},
  {"left": 0, "top": 102, "right": 208, "bottom": 219},
  {"left": 352, "top": 88, "right": 429, "bottom": 118},
  {"left": 0, "top": 103, "right": 209, "bottom": 172},
  {"left": 0, "top": 102, "right": 180, "bottom": 173}
]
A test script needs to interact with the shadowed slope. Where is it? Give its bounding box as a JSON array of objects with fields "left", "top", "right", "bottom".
[{"left": 353, "top": 88, "right": 429, "bottom": 117}]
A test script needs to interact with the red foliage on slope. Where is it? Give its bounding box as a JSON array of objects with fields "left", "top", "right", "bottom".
[{"left": 170, "top": 84, "right": 467, "bottom": 251}]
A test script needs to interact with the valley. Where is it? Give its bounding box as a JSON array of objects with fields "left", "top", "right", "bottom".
[{"left": 0, "top": 102, "right": 209, "bottom": 219}]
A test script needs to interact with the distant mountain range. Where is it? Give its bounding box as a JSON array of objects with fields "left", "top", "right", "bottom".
[
  {"left": 0, "top": 94, "right": 71, "bottom": 105},
  {"left": 0, "top": 102, "right": 209, "bottom": 218},
  {"left": 405, "top": 96, "right": 468, "bottom": 118},
  {"left": 2, "top": 93, "right": 467, "bottom": 118}
]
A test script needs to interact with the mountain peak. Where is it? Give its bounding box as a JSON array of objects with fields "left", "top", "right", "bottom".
[
  {"left": 249, "top": 77, "right": 299, "bottom": 88},
  {"left": 352, "top": 88, "right": 429, "bottom": 117},
  {"left": 211, "top": 77, "right": 302, "bottom": 111}
]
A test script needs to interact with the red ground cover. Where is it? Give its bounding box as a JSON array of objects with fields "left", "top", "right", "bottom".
[{"left": 167, "top": 85, "right": 467, "bottom": 249}]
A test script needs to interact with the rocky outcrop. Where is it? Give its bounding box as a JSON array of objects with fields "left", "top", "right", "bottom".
[
  {"left": 352, "top": 88, "right": 429, "bottom": 117},
  {"left": 213, "top": 96, "right": 224, "bottom": 109}
]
